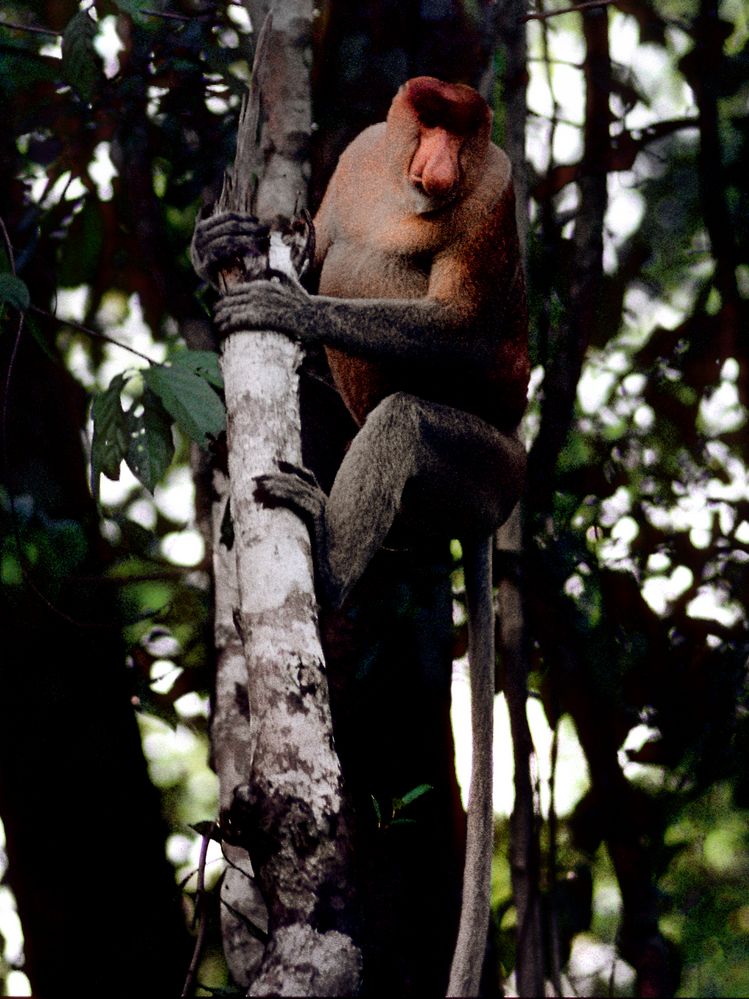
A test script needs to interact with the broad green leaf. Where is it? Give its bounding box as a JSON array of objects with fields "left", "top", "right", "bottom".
[
  {"left": 0, "top": 273, "right": 30, "bottom": 311},
  {"left": 142, "top": 364, "right": 225, "bottom": 446},
  {"left": 170, "top": 349, "right": 224, "bottom": 388},
  {"left": 125, "top": 388, "right": 176, "bottom": 493},
  {"left": 90, "top": 374, "right": 129, "bottom": 501},
  {"left": 61, "top": 10, "right": 102, "bottom": 102}
]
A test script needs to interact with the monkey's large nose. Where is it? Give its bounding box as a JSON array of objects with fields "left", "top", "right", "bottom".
[
  {"left": 409, "top": 128, "right": 460, "bottom": 199},
  {"left": 419, "top": 161, "right": 457, "bottom": 198}
]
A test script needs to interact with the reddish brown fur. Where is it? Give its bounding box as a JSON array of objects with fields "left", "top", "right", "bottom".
[{"left": 313, "top": 76, "right": 529, "bottom": 433}]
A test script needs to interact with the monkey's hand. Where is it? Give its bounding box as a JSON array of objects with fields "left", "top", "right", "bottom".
[
  {"left": 191, "top": 211, "right": 270, "bottom": 287},
  {"left": 213, "top": 279, "right": 318, "bottom": 342},
  {"left": 254, "top": 461, "right": 341, "bottom": 606}
]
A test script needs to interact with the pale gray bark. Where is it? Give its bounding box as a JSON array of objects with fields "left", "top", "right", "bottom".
[
  {"left": 206, "top": 3, "right": 362, "bottom": 994},
  {"left": 210, "top": 466, "right": 267, "bottom": 986}
]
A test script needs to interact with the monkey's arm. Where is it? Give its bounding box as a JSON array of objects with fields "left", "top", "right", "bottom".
[{"left": 213, "top": 279, "right": 503, "bottom": 378}]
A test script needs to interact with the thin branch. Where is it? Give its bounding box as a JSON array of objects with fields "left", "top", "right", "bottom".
[
  {"left": 524, "top": 0, "right": 615, "bottom": 21},
  {"left": 141, "top": 8, "right": 211, "bottom": 22},
  {"left": 30, "top": 305, "right": 159, "bottom": 365},
  {"left": 0, "top": 215, "right": 14, "bottom": 269},
  {"left": 0, "top": 17, "right": 59, "bottom": 37},
  {"left": 180, "top": 825, "right": 215, "bottom": 999}
]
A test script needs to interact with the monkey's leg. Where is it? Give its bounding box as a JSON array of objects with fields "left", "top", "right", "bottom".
[
  {"left": 324, "top": 392, "right": 525, "bottom": 601},
  {"left": 254, "top": 408, "right": 408, "bottom": 607},
  {"left": 256, "top": 392, "right": 524, "bottom": 606},
  {"left": 254, "top": 395, "right": 420, "bottom": 605},
  {"left": 253, "top": 463, "right": 340, "bottom": 603}
]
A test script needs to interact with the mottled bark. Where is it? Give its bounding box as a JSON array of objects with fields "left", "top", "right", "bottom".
[{"left": 207, "top": 4, "right": 361, "bottom": 994}]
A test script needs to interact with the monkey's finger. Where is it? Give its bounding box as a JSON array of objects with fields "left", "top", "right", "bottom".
[
  {"left": 214, "top": 282, "right": 309, "bottom": 332},
  {"left": 214, "top": 300, "right": 293, "bottom": 336},
  {"left": 196, "top": 211, "right": 268, "bottom": 242},
  {"left": 194, "top": 235, "right": 265, "bottom": 269}
]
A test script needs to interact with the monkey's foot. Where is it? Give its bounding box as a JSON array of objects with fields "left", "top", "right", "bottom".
[
  {"left": 190, "top": 211, "right": 270, "bottom": 287},
  {"left": 254, "top": 461, "right": 324, "bottom": 517},
  {"left": 254, "top": 462, "right": 341, "bottom": 605}
]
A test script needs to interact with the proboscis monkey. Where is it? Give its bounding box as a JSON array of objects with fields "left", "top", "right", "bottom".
[{"left": 192, "top": 76, "right": 529, "bottom": 997}]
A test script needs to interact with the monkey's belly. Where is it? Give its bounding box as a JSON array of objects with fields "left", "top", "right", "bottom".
[
  {"left": 325, "top": 347, "right": 522, "bottom": 430},
  {"left": 325, "top": 349, "right": 392, "bottom": 426}
]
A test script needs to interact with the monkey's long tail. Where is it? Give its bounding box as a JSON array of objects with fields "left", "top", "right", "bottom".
[{"left": 447, "top": 535, "right": 494, "bottom": 998}]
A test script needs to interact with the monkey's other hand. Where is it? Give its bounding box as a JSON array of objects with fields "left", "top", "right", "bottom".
[
  {"left": 254, "top": 462, "right": 340, "bottom": 605},
  {"left": 213, "top": 279, "right": 316, "bottom": 341},
  {"left": 191, "top": 211, "right": 270, "bottom": 287}
]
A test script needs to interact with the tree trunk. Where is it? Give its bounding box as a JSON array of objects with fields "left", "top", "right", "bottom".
[{"left": 206, "top": 5, "right": 361, "bottom": 993}]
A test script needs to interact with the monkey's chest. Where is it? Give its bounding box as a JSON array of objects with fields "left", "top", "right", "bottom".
[
  {"left": 319, "top": 243, "right": 430, "bottom": 301},
  {"left": 320, "top": 246, "right": 432, "bottom": 425}
]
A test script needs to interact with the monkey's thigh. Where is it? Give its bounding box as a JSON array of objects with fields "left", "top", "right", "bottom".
[{"left": 394, "top": 393, "right": 526, "bottom": 536}]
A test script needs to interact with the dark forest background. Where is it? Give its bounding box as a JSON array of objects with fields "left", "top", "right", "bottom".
[{"left": 1, "top": 1, "right": 747, "bottom": 996}]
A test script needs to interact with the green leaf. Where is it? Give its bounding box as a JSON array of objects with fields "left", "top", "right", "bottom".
[
  {"left": 112, "top": 0, "right": 149, "bottom": 18},
  {"left": 91, "top": 374, "right": 129, "bottom": 501},
  {"left": 397, "top": 783, "right": 434, "bottom": 808},
  {"left": 0, "top": 273, "right": 30, "bottom": 311},
  {"left": 125, "top": 388, "right": 176, "bottom": 493},
  {"left": 170, "top": 349, "right": 224, "bottom": 389},
  {"left": 57, "top": 199, "right": 104, "bottom": 288},
  {"left": 142, "top": 364, "right": 225, "bottom": 447},
  {"left": 61, "top": 10, "right": 102, "bottom": 103},
  {"left": 0, "top": 50, "right": 59, "bottom": 99}
]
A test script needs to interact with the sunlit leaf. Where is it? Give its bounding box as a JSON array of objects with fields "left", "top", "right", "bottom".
[
  {"left": 125, "top": 387, "right": 176, "bottom": 493},
  {"left": 90, "top": 374, "right": 129, "bottom": 501}
]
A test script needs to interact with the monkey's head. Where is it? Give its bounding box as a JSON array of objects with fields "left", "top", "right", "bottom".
[{"left": 387, "top": 76, "right": 493, "bottom": 214}]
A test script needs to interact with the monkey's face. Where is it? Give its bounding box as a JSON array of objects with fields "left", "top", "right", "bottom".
[{"left": 388, "top": 76, "right": 492, "bottom": 215}]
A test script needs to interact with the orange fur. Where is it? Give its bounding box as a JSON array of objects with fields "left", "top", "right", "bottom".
[{"left": 314, "top": 76, "right": 530, "bottom": 431}]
